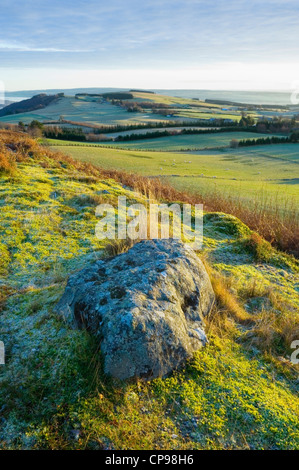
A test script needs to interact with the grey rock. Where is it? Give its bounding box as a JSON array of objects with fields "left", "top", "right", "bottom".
[{"left": 55, "top": 239, "right": 215, "bottom": 380}]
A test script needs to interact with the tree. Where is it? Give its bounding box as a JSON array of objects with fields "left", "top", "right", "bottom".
[
  {"left": 28, "top": 120, "right": 44, "bottom": 137},
  {"left": 18, "top": 121, "right": 25, "bottom": 132}
]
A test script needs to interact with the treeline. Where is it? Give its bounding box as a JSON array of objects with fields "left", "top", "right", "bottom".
[
  {"left": 75, "top": 92, "right": 134, "bottom": 100},
  {"left": 116, "top": 130, "right": 175, "bottom": 141},
  {"left": 46, "top": 116, "right": 298, "bottom": 136},
  {"left": 102, "top": 92, "right": 134, "bottom": 100},
  {"left": 42, "top": 125, "right": 114, "bottom": 142},
  {"left": 10, "top": 117, "right": 299, "bottom": 145},
  {"left": 129, "top": 89, "right": 155, "bottom": 94},
  {"left": 237, "top": 131, "right": 299, "bottom": 147},
  {"left": 91, "top": 120, "right": 227, "bottom": 133},
  {"left": 115, "top": 126, "right": 258, "bottom": 142},
  {"left": 94, "top": 119, "right": 257, "bottom": 134},
  {"left": 111, "top": 99, "right": 171, "bottom": 115},
  {"left": 256, "top": 117, "right": 299, "bottom": 134},
  {"left": 42, "top": 126, "right": 87, "bottom": 141}
]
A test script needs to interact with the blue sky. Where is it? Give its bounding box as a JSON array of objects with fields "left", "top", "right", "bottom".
[{"left": 0, "top": 0, "right": 298, "bottom": 90}]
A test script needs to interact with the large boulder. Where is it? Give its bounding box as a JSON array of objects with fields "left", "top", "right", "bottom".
[{"left": 55, "top": 239, "right": 215, "bottom": 380}]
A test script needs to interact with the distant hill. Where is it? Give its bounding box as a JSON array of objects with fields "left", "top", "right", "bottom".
[
  {"left": 0, "top": 100, "right": 14, "bottom": 110},
  {"left": 0, "top": 93, "right": 64, "bottom": 117},
  {"left": 5, "top": 88, "right": 130, "bottom": 100}
]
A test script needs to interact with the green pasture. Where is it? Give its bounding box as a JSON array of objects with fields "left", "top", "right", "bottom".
[
  {"left": 49, "top": 142, "right": 299, "bottom": 213},
  {"left": 0, "top": 96, "right": 172, "bottom": 126},
  {"left": 48, "top": 131, "right": 278, "bottom": 151}
]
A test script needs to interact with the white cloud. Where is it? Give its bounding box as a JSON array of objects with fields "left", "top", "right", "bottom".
[{"left": 0, "top": 41, "right": 92, "bottom": 52}]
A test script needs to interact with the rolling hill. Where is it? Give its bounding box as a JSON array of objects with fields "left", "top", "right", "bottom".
[{"left": 0, "top": 93, "right": 63, "bottom": 117}]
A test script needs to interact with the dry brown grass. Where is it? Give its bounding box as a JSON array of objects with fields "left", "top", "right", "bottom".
[
  {"left": 244, "top": 308, "right": 299, "bottom": 356},
  {"left": 241, "top": 284, "right": 299, "bottom": 356},
  {"left": 0, "top": 141, "right": 17, "bottom": 175},
  {"left": 203, "top": 265, "right": 298, "bottom": 364},
  {"left": 198, "top": 190, "right": 299, "bottom": 258},
  {"left": 205, "top": 268, "right": 252, "bottom": 324},
  {"left": 97, "top": 167, "right": 299, "bottom": 257}
]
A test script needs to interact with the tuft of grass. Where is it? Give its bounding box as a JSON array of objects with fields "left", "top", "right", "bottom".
[
  {"left": 104, "top": 238, "right": 137, "bottom": 257},
  {"left": 203, "top": 262, "right": 251, "bottom": 324},
  {"left": 242, "top": 308, "right": 299, "bottom": 356}
]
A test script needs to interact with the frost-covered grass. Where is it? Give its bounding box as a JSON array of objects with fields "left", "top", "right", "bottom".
[{"left": 0, "top": 132, "right": 298, "bottom": 450}]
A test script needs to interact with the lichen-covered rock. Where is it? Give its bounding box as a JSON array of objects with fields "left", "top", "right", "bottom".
[{"left": 55, "top": 239, "right": 215, "bottom": 380}]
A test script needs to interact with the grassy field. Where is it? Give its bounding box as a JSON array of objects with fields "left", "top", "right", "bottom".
[
  {"left": 90, "top": 132, "right": 278, "bottom": 151},
  {"left": 132, "top": 91, "right": 223, "bottom": 107},
  {"left": 1, "top": 131, "right": 298, "bottom": 449},
  {"left": 49, "top": 142, "right": 299, "bottom": 213},
  {"left": 131, "top": 91, "right": 254, "bottom": 120},
  {"left": 47, "top": 131, "right": 279, "bottom": 151},
  {"left": 0, "top": 96, "right": 176, "bottom": 126}
]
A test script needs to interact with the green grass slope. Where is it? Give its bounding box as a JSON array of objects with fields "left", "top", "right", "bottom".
[
  {"left": 49, "top": 142, "right": 299, "bottom": 215},
  {"left": 0, "top": 132, "right": 298, "bottom": 450}
]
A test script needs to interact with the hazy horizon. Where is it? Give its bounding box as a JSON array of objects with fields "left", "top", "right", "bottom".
[
  {"left": 5, "top": 86, "right": 294, "bottom": 93},
  {"left": 5, "top": 88, "right": 296, "bottom": 107}
]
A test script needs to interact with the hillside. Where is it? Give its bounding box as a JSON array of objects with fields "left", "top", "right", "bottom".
[
  {"left": 0, "top": 131, "right": 298, "bottom": 450},
  {"left": 0, "top": 93, "right": 63, "bottom": 118},
  {"left": 49, "top": 139, "right": 299, "bottom": 256},
  {"left": 1, "top": 90, "right": 298, "bottom": 131}
]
